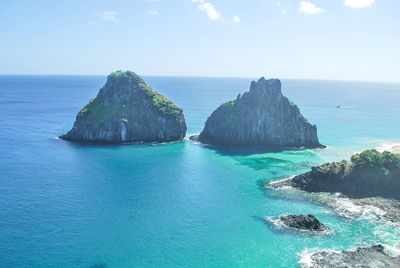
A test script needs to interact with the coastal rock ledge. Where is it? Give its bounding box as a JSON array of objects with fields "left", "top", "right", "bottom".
[
  {"left": 60, "top": 71, "right": 187, "bottom": 143},
  {"left": 196, "top": 77, "right": 324, "bottom": 149},
  {"left": 289, "top": 150, "right": 400, "bottom": 200}
]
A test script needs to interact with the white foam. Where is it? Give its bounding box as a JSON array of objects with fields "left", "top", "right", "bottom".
[
  {"left": 308, "top": 192, "right": 390, "bottom": 222},
  {"left": 299, "top": 244, "right": 400, "bottom": 268},
  {"left": 298, "top": 248, "right": 343, "bottom": 268},
  {"left": 269, "top": 176, "right": 295, "bottom": 185},
  {"left": 267, "top": 176, "right": 297, "bottom": 191},
  {"left": 383, "top": 244, "right": 400, "bottom": 257},
  {"left": 264, "top": 216, "right": 286, "bottom": 230},
  {"left": 298, "top": 250, "right": 315, "bottom": 268}
]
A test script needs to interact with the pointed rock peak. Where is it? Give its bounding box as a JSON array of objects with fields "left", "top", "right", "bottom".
[
  {"left": 258, "top": 76, "right": 267, "bottom": 82},
  {"left": 250, "top": 77, "right": 282, "bottom": 95},
  {"left": 198, "top": 76, "right": 323, "bottom": 149}
]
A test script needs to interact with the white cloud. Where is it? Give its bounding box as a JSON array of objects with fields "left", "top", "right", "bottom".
[
  {"left": 232, "top": 14, "right": 240, "bottom": 23},
  {"left": 344, "top": 0, "right": 375, "bottom": 8},
  {"left": 147, "top": 10, "right": 159, "bottom": 15},
  {"left": 192, "top": 0, "right": 222, "bottom": 21},
  {"left": 281, "top": 9, "right": 288, "bottom": 15},
  {"left": 298, "top": 1, "right": 324, "bottom": 15},
  {"left": 95, "top": 11, "right": 121, "bottom": 23}
]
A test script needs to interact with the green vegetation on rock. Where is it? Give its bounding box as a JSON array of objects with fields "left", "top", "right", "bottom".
[
  {"left": 290, "top": 149, "right": 400, "bottom": 199},
  {"left": 199, "top": 77, "right": 323, "bottom": 148},
  {"left": 152, "top": 92, "right": 182, "bottom": 116},
  {"left": 78, "top": 98, "right": 117, "bottom": 126},
  {"left": 108, "top": 70, "right": 181, "bottom": 116},
  {"left": 351, "top": 149, "right": 400, "bottom": 176},
  {"left": 61, "top": 70, "right": 186, "bottom": 143}
]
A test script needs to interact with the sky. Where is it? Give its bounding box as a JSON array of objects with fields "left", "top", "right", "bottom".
[{"left": 1, "top": 0, "right": 399, "bottom": 82}]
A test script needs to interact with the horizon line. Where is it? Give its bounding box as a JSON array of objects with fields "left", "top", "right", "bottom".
[{"left": 0, "top": 73, "right": 399, "bottom": 84}]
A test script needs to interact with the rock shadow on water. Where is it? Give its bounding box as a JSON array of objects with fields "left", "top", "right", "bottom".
[
  {"left": 238, "top": 156, "right": 295, "bottom": 172},
  {"left": 195, "top": 142, "right": 317, "bottom": 157},
  {"left": 189, "top": 140, "right": 323, "bottom": 172}
]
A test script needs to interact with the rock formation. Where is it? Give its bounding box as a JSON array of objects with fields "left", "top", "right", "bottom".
[
  {"left": 289, "top": 150, "right": 400, "bottom": 200},
  {"left": 60, "top": 71, "right": 186, "bottom": 143},
  {"left": 195, "top": 77, "right": 324, "bottom": 149},
  {"left": 280, "top": 214, "right": 326, "bottom": 232},
  {"left": 300, "top": 244, "right": 400, "bottom": 268}
]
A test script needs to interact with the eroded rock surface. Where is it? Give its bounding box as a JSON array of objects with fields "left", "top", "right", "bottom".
[
  {"left": 61, "top": 71, "right": 186, "bottom": 143},
  {"left": 198, "top": 77, "right": 324, "bottom": 149},
  {"left": 280, "top": 214, "right": 326, "bottom": 232},
  {"left": 290, "top": 150, "right": 400, "bottom": 200}
]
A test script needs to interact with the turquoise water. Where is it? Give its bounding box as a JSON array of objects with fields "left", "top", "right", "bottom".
[{"left": 0, "top": 75, "right": 399, "bottom": 267}]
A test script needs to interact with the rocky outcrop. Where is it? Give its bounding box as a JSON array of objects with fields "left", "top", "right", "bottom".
[
  {"left": 280, "top": 214, "right": 326, "bottom": 232},
  {"left": 289, "top": 150, "right": 400, "bottom": 200},
  {"left": 300, "top": 244, "right": 400, "bottom": 268},
  {"left": 198, "top": 77, "right": 324, "bottom": 149},
  {"left": 60, "top": 71, "right": 186, "bottom": 143}
]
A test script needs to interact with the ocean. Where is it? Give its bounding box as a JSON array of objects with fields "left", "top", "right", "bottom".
[{"left": 0, "top": 75, "right": 399, "bottom": 267}]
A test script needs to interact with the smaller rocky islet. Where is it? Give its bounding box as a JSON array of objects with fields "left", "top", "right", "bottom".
[
  {"left": 288, "top": 149, "right": 400, "bottom": 200},
  {"left": 60, "top": 71, "right": 187, "bottom": 143},
  {"left": 279, "top": 214, "right": 327, "bottom": 232}
]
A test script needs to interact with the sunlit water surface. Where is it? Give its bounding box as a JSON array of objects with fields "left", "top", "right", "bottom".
[{"left": 0, "top": 75, "right": 399, "bottom": 267}]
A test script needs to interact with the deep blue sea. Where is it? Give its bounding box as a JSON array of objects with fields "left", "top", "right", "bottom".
[{"left": 0, "top": 75, "right": 399, "bottom": 267}]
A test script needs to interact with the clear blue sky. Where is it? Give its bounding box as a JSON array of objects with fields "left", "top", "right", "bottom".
[{"left": 1, "top": 0, "right": 399, "bottom": 82}]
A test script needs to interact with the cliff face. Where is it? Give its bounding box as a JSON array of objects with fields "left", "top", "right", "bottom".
[
  {"left": 290, "top": 150, "right": 400, "bottom": 200},
  {"left": 60, "top": 71, "right": 186, "bottom": 143},
  {"left": 198, "top": 77, "right": 323, "bottom": 148}
]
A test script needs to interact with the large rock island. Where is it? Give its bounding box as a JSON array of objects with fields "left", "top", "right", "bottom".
[
  {"left": 195, "top": 77, "right": 324, "bottom": 149},
  {"left": 60, "top": 71, "right": 187, "bottom": 143},
  {"left": 289, "top": 150, "right": 400, "bottom": 200}
]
